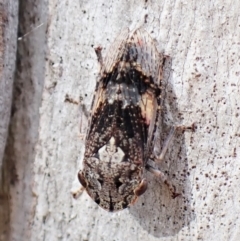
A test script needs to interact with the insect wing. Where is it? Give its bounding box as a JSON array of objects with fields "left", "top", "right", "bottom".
[
  {"left": 128, "top": 28, "right": 163, "bottom": 85},
  {"left": 103, "top": 28, "right": 130, "bottom": 74},
  {"left": 127, "top": 28, "right": 164, "bottom": 154},
  {"left": 80, "top": 28, "right": 164, "bottom": 211}
]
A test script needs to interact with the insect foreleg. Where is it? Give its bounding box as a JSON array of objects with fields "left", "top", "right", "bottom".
[{"left": 72, "top": 186, "right": 85, "bottom": 199}]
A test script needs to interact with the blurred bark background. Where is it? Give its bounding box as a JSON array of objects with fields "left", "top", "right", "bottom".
[
  {"left": 0, "top": 1, "right": 18, "bottom": 240},
  {"left": 1, "top": 0, "right": 240, "bottom": 241}
]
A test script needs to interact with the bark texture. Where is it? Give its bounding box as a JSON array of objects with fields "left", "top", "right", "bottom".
[
  {"left": 0, "top": 1, "right": 18, "bottom": 240},
  {"left": 2, "top": 0, "right": 240, "bottom": 241}
]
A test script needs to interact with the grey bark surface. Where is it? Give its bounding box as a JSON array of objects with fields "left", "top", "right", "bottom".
[
  {"left": 1, "top": 0, "right": 46, "bottom": 240},
  {"left": 0, "top": 1, "right": 18, "bottom": 240},
  {"left": 0, "top": 1, "right": 18, "bottom": 175},
  {"left": 2, "top": 0, "right": 240, "bottom": 241}
]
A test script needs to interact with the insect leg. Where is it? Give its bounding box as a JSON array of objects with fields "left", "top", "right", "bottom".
[
  {"left": 79, "top": 97, "right": 89, "bottom": 139},
  {"left": 79, "top": 96, "right": 89, "bottom": 118},
  {"left": 94, "top": 46, "right": 103, "bottom": 67},
  {"left": 154, "top": 124, "right": 195, "bottom": 163},
  {"left": 64, "top": 94, "right": 79, "bottom": 105},
  {"left": 64, "top": 94, "right": 89, "bottom": 138},
  {"left": 155, "top": 127, "right": 176, "bottom": 163},
  {"left": 71, "top": 186, "right": 85, "bottom": 199},
  {"left": 145, "top": 164, "right": 180, "bottom": 198}
]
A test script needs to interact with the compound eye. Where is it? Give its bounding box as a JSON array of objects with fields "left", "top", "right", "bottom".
[
  {"left": 78, "top": 171, "right": 87, "bottom": 188},
  {"left": 134, "top": 178, "right": 148, "bottom": 197}
]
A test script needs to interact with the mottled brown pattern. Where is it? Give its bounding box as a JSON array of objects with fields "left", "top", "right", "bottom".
[{"left": 77, "top": 28, "right": 164, "bottom": 211}]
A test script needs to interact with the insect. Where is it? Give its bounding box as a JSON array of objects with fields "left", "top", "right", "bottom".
[{"left": 73, "top": 28, "right": 190, "bottom": 212}]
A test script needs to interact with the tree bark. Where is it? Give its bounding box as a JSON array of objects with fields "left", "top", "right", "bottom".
[
  {"left": 0, "top": 1, "right": 18, "bottom": 240},
  {"left": 2, "top": 0, "right": 240, "bottom": 241}
]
